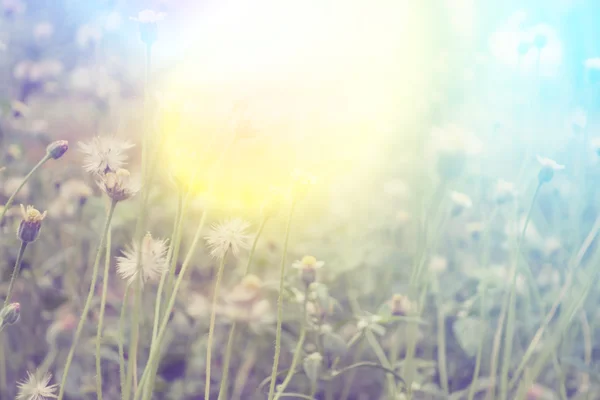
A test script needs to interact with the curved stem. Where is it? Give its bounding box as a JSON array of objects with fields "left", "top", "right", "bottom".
[
  {"left": 365, "top": 329, "right": 396, "bottom": 397},
  {"left": 4, "top": 241, "right": 27, "bottom": 306},
  {"left": 125, "top": 274, "right": 142, "bottom": 399},
  {"left": 268, "top": 200, "right": 296, "bottom": 400},
  {"left": 331, "top": 361, "right": 404, "bottom": 383},
  {"left": 205, "top": 252, "right": 228, "bottom": 400},
  {"left": 244, "top": 216, "right": 268, "bottom": 276},
  {"left": 95, "top": 229, "right": 112, "bottom": 400},
  {"left": 134, "top": 208, "right": 209, "bottom": 400},
  {"left": 57, "top": 200, "right": 117, "bottom": 400},
  {"left": 0, "top": 154, "right": 50, "bottom": 223},
  {"left": 273, "top": 287, "right": 309, "bottom": 400}
]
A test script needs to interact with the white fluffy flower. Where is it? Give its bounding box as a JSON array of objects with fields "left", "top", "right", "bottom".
[
  {"left": 450, "top": 191, "right": 473, "bottom": 208},
  {"left": 116, "top": 233, "right": 168, "bottom": 286},
  {"left": 130, "top": 9, "right": 166, "bottom": 23},
  {"left": 536, "top": 155, "right": 565, "bottom": 171},
  {"left": 205, "top": 218, "right": 252, "bottom": 259},
  {"left": 584, "top": 57, "right": 600, "bottom": 70},
  {"left": 16, "top": 371, "right": 59, "bottom": 400},
  {"left": 78, "top": 136, "right": 134, "bottom": 175}
]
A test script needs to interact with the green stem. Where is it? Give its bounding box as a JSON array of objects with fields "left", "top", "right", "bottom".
[
  {"left": 218, "top": 217, "right": 269, "bottom": 400},
  {"left": 218, "top": 322, "right": 237, "bottom": 400},
  {"left": 339, "top": 340, "right": 366, "bottom": 400},
  {"left": 0, "top": 154, "right": 50, "bottom": 223},
  {"left": 134, "top": 208, "right": 209, "bottom": 400},
  {"left": 119, "top": 288, "right": 129, "bottom": 397},
  {"left": 273, "top": 287, "right": 309, "bottom": 400},
  {"left": 365, "top": 330, "right": 396, "bottom": 397},
  {"left": 125, "top": 274, "right": 142, "bottom": 400},
  {"left": 4, "top": 241, "right": 27, "bottom": 306},
  {"left": 95, "top": 229, "right": 112, "bottom": 400},
  {"left": 499, "top": 183, "right": 541, "bottom": 400},
  {"left": 267, "top": 200, "right": 296, "bottom": 400},
  {"left": 205, "top": 251, "right": 228, "bottom": 400},
  {"left": 38, "top": 343, "right": 58, "bottom": 377},
  {"left": 244, "top": 216, "right": 268, "bottom": 276},
  {"left": 436, "top": 287, "right": 449, "bottom": 394},
  {"left": 57, "top": 200, "right": 117, "bottom": 400}
]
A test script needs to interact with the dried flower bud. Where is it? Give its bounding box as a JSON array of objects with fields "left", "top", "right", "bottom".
[
  {"left": 46, "top": 140, "right": 69, "bottom": 159},
  {"left": 17, "top": 204, "right": 46, "bottom": 242},
  {"left": 302, "top": 352, "right": 323, "bottom": 389},
  {"left": 0, "top": 303, "right": 20, "bottom": 328},
  {"left": 98, "top": 168, "right": 138, "bottom": 202},
  {"left": 388, "top": 294, "right": 414, "bottom": 316},
  {"left": 292, "top": 255, "right": 324, "bottom": 287},
  {"left": 536, "top": 156, "right": 564, "bottom": 185}
]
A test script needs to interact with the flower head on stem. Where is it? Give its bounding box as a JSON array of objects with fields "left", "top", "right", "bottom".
[
  {"left": 117, "top": 233, "right": 168, "bottom": 286},
  {"left": 17, "top": 204, "right": 46, "bottom": 243},
  {"left": 16, "top": 371, "right": 59, "bottom": 400},
  {"left": 78, "top": 136, "right": 134, "bottom": 175},
  {"left": 205, "top": 218, "right": 252, "bottom": 259}
]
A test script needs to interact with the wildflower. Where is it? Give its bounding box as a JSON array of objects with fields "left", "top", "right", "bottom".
[
  {"left": 116, "top": 233, "right": 168, "bottom": 286},
  {"left": 303, "top": 352, "right": 323, "bottom": 388},
  {"left": 204, "top": 218, "right": 252, "bottom": 259},
  {"left": 494, "top": 179, "right": 518, "bottom": 205},
  {"left": 292, "top": 255, "right": 325, "bottom": 287},
  {"left": 16, "top": 371, "right": 58, "bottom": 400},
  {"left": 388, "top": 294, "right": 414, "bottom": 316},
  {"left": 356, "top": 315, "right": 386, "bottom": 336},
  {"left": 517, "top": 40, "right": 532, "bottom": 56},
  {"left": 17, "top": 205, "right": 46, "bottom": 243},
  {"left": 227, "top": 274, "right": 263, "bottom": 305},
  {"left": 429, "top": 255, "right": 448, "bottom": 274},
  {"left": 97, "top": 169, "right": 139, "bottom": 202},
  {"left": 536, "top": 155, "right": 565, "bottom": 184},
  {"left": 533, "top": 33, "right": 547, "bottom": 49},
  {"left": 466, "top": 221, "right": 484, "bottom": 240},
  {"left": 450, "top": 191, "right": 472, "bottom": 216},
  {"left": 0, "top": 303, "right": 20, "bottom": 328},
  {"left": 78, "top": 136, "right": 134, "bottom": 175},
  {"left": 130, "top": 9, "right": 166, "bottom": 46},
  {"left": 46, "top": 140, "right": 68, "bottom": 160}
]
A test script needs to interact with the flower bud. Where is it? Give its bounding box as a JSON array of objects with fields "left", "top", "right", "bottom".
[
  {"left": 46, "top": 140, "right": 69, "bottom": 159},
  {"left": 0, "top": 303, "right": 20, "bottom": 328},
  {"left": 302, "top": 352, "right": 323, "bottom": 388},
  {"left": 130, "top": 10, "right": 166, "bottom": 47},
  {"left": 17, "top": 204, "right": 46, "bottom": 243},
  {"left": 98, "top": 168, "right": 138, "bottom": 202},
  {"left": 292, "top": 255, "right": 324, "bottom": 288}
]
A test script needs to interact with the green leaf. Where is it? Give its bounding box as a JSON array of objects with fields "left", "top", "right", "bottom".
[{"left": 452, "top": 316, "right": 485, "bottom": 357}]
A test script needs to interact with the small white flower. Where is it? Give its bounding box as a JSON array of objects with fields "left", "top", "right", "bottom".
[
  {"left": 116, "top": 233, "right": 168, "bottom": 286},
  {"left": 429, "top": 255, "right": 448, "bottom": 274},
  {"left": 204, "top": 218, "right": 252, "bottom": 259},
  {"left": 78, "top": 136, "right": 134, "bottom": 175},
  {"left": 292, "top": 255, "right": 325, "bottom": 270},
  {"left": 494, "top": 179, "right": 518, "bottom": 204},
  {"left": 450, "top": 191, "right": 473, "bottom": 209},
  {"left": 536, "top": 155, "right": 565, "bottom": 171},
  {"left": 97, "top": 169, "right": 139, "bottom": 202},
  {"left": 584, "top": 57, "right": 600, "bottom": 70},
  {"left": 130, "top": 9, "right": 166, "bottom": 23},
  {"left": 16, "top": 371, "right": 59, "bottom": 400}
]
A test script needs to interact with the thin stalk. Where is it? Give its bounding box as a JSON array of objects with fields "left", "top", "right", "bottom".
[
  {"left": 205, "top": 251, "right": 229, "bottom": 400},
  {"left": 218, "top": 322, "right": 237, "bottom": 400},
  {"left": 125, "top": 274, "right": 142, "bottom": 400},
  {"left": 435, "top": 284, "right": 449, "bottom": 395},
  {"left": 498, "top": 183, "right": 541, "bottom": 400},
  {"left": 365, "top": 330, "right": 396, "bottom": 397},
  {"left": 134, "top": 208, "right": 209, "bottom": 400},
  {"left": 467, "top": 209, "right": 499, "bottom": 400},
  {"left": 57, "top": 200, "right": 117, "bottom": 400},
  {"left": 218, "top": 216, "right": 269, "bottom": 400},
  {"left": 273, "top": 287, "right": 309, "bottom": 400},
  {"left": 339, "top": 340, "right": 366, "bottom": 400},
  {"left": 268, "top": 200, "right": 296, "bottom": 400},
  {"left": 95, "top": 229, "right": 113, "bottom": 400},
  {"left": 4, "top": 241, "right": 27, "bottom": 306},
  {"left": 119, "top": 288, "right": 130, "bottom": 397},
  {"left": 0, "top": 154, "right": 50, "bottom": 223},
  {"left": 165, "top": 191, "right": 190, "bottom": 305}
]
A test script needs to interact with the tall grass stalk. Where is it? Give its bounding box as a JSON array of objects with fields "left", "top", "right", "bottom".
[
  {"left": 134, "top": 208, "right": 209, "bottom": 400},
  {"left": 57, "top": 199, "right": 117, "bottom": 400},
  {"left": 218, "top": 216, "right": 269, "bottom": 400},
  {"left": 95, "top": 229, "right": 113, "bottom": 400},
  {"left": 119, "top": 288, "right": 130, "bottom": 396},
  {"left": 204, "top": 250, "right": 229, "bottom": 400},
  {"left": 267, "top": 200, "right": 296, "bottom": 400},
  {"left": 499, "top": 182, "right": 541, "bottom": 400}
]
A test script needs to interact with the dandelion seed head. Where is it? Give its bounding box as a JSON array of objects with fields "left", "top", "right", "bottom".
[
  {"left": 130, "top": 9, "right": 166, "bottom": 23},
  {"left": 78, "top": 136, "right": 134, "bottom": 175},
  {"left": 16, "top": 371, "right": 58, "bottom": 400},
  {"left": 116, "top": 233, "right": 168, "bottom": 286},
  {"left": 536, "top": 155, "right": 565, "bottom": 171},
  {"left": 204, "top": 218, "right": 252, "bottom": 259},
  {"left": 97, "top": 168, "right": 139, "bottom": 202}
]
